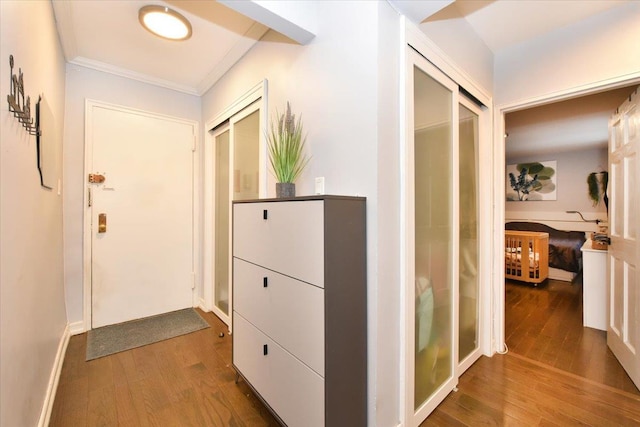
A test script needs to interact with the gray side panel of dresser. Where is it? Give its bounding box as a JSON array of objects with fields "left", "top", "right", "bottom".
[{"left": 324, "top": 198, "right": 367, "bottom": 427}]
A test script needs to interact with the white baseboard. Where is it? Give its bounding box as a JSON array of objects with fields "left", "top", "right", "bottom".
[
  {"left": 197, "top": 298, "right": 209, "bottom": 312},
  {"left": 68, "top": 320, "right": 85, "bottom": 335},
  {"left": 38, "top": 324, "right": 71, "bottom": 427}
]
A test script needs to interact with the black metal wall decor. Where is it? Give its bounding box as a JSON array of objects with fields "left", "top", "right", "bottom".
[
  {"left": 7, "top": 55, "right": 50, "bottom": 188},
  {"left": 7, "top": 55, "right": 39, "bottom": 135}
]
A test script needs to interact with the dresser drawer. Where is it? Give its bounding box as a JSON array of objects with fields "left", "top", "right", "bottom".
[
  {"left": 233, "top": 200, "right": 324, "bottom": 287},
  {"left": 233, "top": 313, "right": 324, "bottom": 427},
  {"left": 233, "top": 258, "right": 325, "bottom": 375}
]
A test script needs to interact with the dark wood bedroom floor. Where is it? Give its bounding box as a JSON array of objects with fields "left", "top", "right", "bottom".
[{"left": 505, "top": 275, "right": 639, "bottom": 395}]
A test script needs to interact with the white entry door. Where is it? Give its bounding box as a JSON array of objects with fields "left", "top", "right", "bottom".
[
  {"left": 87, "top": 102, "right": 196, "bottom": 328},
  {"left": 607, "top": 87, "right": 640, "bottom": 389}
]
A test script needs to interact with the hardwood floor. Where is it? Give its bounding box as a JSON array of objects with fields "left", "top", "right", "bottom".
[
  {"left": 424, "top": 276, "right": 640, "bottom": 426},
  {"left": 505, "top": 276, "right": 639, "bottom": 395},
  {"left": 51, "top": 283, "right": 640, "bottom": 426},
  {"left": 50, "top": 310, "right": 279, "bottom": 426},
  {"left": 423, "top": 352, "right": 640, "bottom": 426}
]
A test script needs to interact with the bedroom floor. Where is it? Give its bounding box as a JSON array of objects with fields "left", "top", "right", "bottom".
[{"left": 505, "top": 275, "right": 640, "bottom": 395}]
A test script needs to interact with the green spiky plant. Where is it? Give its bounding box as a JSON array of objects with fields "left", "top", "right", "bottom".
[
  {"left": 267, "top": 102, "right": 310, "bottom": 183},
  {"left": 587, "top": 171, "right": 609, "bottom": 208}
]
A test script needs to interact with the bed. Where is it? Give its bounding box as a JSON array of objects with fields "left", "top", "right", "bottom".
[
  {"left": 505, "top": 222, "right": 586, "bottom": 282},
  {"left": 505, "top": 231, "right": 549, "bottom": 284}
]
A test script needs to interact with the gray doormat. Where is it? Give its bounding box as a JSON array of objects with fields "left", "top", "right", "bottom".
[{"left": 86, "top": 308, "right": 210, "bottom": 361}]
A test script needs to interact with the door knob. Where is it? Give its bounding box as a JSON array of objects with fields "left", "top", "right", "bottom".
[{"left": 98, "top": 213, "right": 107, "bottom": 233}]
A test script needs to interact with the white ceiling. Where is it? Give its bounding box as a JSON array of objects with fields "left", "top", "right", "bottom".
[
  {"left": 51, "top": 0, "right": 634, "bottom": 154},
  {"left": 52, "top": 0, "right": 269, "bottom": 95},
  {"left": 432, "top": 0, "right": 629, "bottom": 53},
  {"left": 53, "top": 0, "right": 631, "bottom": 95}
]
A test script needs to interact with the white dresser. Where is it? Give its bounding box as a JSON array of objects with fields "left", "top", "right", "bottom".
[
  {"left": 581, "top": 239, "right": 607, "bottom": 331},
  {"left": 232, "top": 196, "right": 367, "bottom": 427}
]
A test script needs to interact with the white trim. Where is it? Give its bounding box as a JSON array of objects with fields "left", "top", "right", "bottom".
[
  {"left": 204, "top": 123, "right": 229, "bottom": 317},
  {"left": 398, "top": 17, "right": 408, "bottom": 424},
  {"left": 457, "top": 96, "right": 486, "bottom": 373},
  {"left": 37, "top": 325, "right": 70, "bottom": 427},
  {"left": 68, "top": 321, "right": 84, "bottom": 335},
  {"left": 205, "top": 80, "right": 268, "bottom": 132},
  {"left": 70, "top": 57, "right": 199, "bottom": 96},
  {"left": 83, "top": 99, "right": 199, "bottom": 330},
  {"left": 197, "top": 297, "right": 208, "bottom": 313},
  {"left": 193, "top": 122, "right": 202, "bottom": 312},
  {"left": 203, "top": 81, "right": 268, "bottom": 326},
  {"left": 404, "top": 21, "right": 491, "bottom": 108},
  {"left": 493, "top": 109, "right": 507, "bottom": 355},
  {"left": 404, "top": 45, "right": 461, "bottom": 427},
  {"left": 498, "top": 71, "right": 640, "bottom": 113},
  {"left": 401, "top": 17, "right": 494, "bottom": 425},
  {"left": 493, "top": 75, "right": 640, "bottom": 357}
]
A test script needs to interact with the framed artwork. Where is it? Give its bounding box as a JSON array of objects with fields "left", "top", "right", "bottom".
[{"left": 506, "top": 161, "right": 557, "bottom": 201}]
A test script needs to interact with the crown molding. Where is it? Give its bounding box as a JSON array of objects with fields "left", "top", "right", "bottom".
[{"left": 69, "top": 57, "right": 200, "bottom": 96}]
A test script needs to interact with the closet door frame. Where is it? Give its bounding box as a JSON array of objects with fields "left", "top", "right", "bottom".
[
  {"left": 404, "top": 46, "right": 460, "bottom": 425},
  {"left": 457, "top": 95, "right": 485, "bottom": 376},
  {"left": 401, "top": 20, "right": 493, "bottom": 426},
  {"left": 203, "top": 81, "right": 268, "bottom": 328}
]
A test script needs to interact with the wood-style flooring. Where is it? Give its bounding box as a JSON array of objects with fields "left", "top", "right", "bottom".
[
  {"left": 505, "top": 276, "right": 639, "bottom": 395},
  {"left": 51, "top": 281, "right": 640, "bottom": 426},
  {"left": 49, "top": 310, "right": 279, "bottom": 426},
  {"left": 424, "top": 276, "right": 640, "bottom": 426}
]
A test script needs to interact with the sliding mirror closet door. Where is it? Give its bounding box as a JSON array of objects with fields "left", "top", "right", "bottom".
[
  {"left": 405, "top": 48, "right": 483, "bottom": 425},
  {"left": 209, "top": 104, "right": 261, "bottom": 326}
]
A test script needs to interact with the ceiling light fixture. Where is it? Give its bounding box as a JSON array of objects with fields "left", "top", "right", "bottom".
[{"left": 139, "top": 5, "right": 192, "bottom": 41}]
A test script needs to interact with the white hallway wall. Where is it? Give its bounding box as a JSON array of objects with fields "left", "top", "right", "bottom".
[
  {"left": 202, "top": 1, "right": 494, "bottom": 425},
  {"left": 0, "top": 1, "right": 67, "bottom": 426},
  {"left": 495, "top": 2, "right": 640, "bottom": 106},
  {"left": 62, "top": 65, "right": 201, "bottom": 324},
  {"left": 202, "top": 2, "right": 384, "bottom": 422}
]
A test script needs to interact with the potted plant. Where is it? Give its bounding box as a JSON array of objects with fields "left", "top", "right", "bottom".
[
  {"left": 587, "top": 171, "right": 609, "bottom": 211},
  {"left": 267, "top": 102, "right": 310, "bottom": 198}
]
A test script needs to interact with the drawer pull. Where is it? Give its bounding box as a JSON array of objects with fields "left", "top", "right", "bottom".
[
  {"left": 263, "top": 277, "right": 268, "bottom": 287},
  {"left": 263, "top": 209, "right": 268, "bottom": 220},
  {"left": 263, "top": 344, "right": 268, "bottom": 355}
]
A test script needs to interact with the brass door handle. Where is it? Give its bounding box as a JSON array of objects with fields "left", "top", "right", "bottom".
[{"left": 98, "top": 213, "right": 107, "bottom": 233}]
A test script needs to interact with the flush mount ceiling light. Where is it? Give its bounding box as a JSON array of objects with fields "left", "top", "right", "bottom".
[{"left": 139, "top": 5, "right": 192, "bottom": 41}]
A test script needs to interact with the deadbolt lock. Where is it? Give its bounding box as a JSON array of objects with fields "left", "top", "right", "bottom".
[{"left": 89, "top": 174, "right": 106, "bottom": 184}]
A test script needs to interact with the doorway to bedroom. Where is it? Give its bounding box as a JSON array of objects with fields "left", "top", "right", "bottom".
[{"left": 502, "top": 86, "right": 639, "bottom": 396}]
